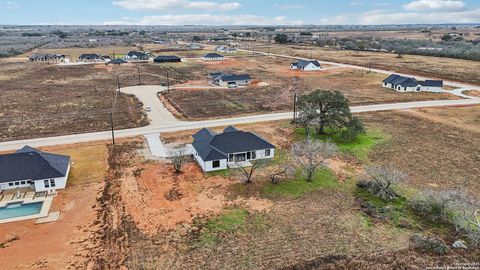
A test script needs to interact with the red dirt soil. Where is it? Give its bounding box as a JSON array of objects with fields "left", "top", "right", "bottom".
[{"left": 0, "top": 183, "right": 102, "bottom": 269}]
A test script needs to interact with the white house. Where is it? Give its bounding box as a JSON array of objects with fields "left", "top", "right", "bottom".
[
  {"left": 191, "top": 126, "right": 275, "bottom": 172},
  {"left": 290, "top": 60, "right": 322, "bottom": 71},
  {"left": 383, "top": 74, "right": 443, "bottom": 92},
  {"left": 78, "top": 54, "right": 103, "bottom": 62},
  {"left": 215, "top": 46, "right": 238, "bottom": 53},
  {"left": 202, "top": 53, "right": 224, "bottom": 61},
  {"left": 124, "top": 51, "right": 149, "bottom": 61},
  {"left": 0, "top": 146, "right": 70, "bottom": 192},
  {"left": 208, "top": 72, "right": 252, "bottom": 87}
]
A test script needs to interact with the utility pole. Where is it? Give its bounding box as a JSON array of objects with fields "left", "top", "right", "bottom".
[
  {"left": 109, "top": 109, "right": 115, "bottom": 145},
  {"left": 369, "top": 60, "right": 372, "bottom": 73},
  {"left": 293, "top": 92, "right": 297, "bottom": 123},
  {"left": 116, "top": 74, "right": 121, "bottom": 93},
  {"left": 137, "top": 64, "right": 141, "bottom": 85},
  {"left": 166, "top": 70, "right": 170, "bottom": 93}
]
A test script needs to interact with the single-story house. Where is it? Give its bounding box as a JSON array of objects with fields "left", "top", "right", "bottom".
[
  {"left": 215, "top": 46, "right": 238, "bottom": 53},
  {"left": 108, "top": 58, "right": 128, "bottom": 65},
  {"left": 78, "top": 54, "right": 103, "bottom": 62},
  {"left": 290, "top": 60, "right": 322, "bottom": 71},
  {"left": 192, "top": 126, "right": 275, "bottom": 172},
  {"left": 382, "top": 74, "right": 444, "bottom": 92},
  {"left": 188, "top": 43, "right": 204, "bottom": 50},
  {"left": 154, "top": 55, "right": 182, "bottom": 63},
  {"left": 208, "top": 72, "right": 252, "bottom": 87},
  {"left": 124, "top": 51, "right": 149, "bottom": 61},
  {"left": 29, "top": 53, "right": 66, "bottom": 62},
  {"left": 0, "top": 146, "right": 70, "bottom": 192},
  {"left": 202, "top": 53, "right": 224, "bottom": 61}
]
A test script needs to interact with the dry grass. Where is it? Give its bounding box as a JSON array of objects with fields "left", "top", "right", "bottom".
[
  {"left": 361, "top": 108, "right": 480, "bottom": 193},
  {"left": 40, "top": 142, "right": 109, "bottom": 186},
  {"left": 258, "top": 44, "right": 480, "bottom": 85},
  {"left": 19, "top": 46, "right": 140, "bottom": 60},
  {"left": 463, "top": 90, "right": 480, "bottom": 97}
]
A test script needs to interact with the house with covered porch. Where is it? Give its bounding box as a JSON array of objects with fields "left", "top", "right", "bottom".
[{"left": 191, "top": 126, "right": 275, "bottom": 172}]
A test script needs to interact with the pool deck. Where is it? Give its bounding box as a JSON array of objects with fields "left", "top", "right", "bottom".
[{"left": 0, "top": 192, "right": 54, "bottom": 224}]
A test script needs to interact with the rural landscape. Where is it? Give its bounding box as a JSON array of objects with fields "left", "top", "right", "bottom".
[{"left": 1, "top": 1, "right": 480, "bottom": 269}]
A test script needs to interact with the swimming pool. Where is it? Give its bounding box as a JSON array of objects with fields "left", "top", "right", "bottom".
[{"left": 0, "top": 201, "right": 43, "bottom": 220}]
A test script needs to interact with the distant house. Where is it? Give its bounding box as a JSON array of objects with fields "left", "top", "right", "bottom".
[
  {"left": 191, "top": 126, "right": 275, "bottom": 172},
  {"left": 383, "top": 74, "right": 443, "bottom": 92},
  {"left": 188, "top": 43, "right": 204, "bottom": 50},
  {"left": 154, "top": 55, "right": 182, "bottom": 63},
  {"left": 202, "top": 53, "right": 224, "bottom": 61},
  {"left": 208, "top": 72, "right": 252, "bottom": 87},
  {"left": 29, "top": 53, "right": 66, "bottom": 62},
  {"left": 290, "top": 60, "right": 322, "bottom": 71},
  {"left": 215, "top": 46, "right": 238, "bottom": 53},
  {"left": 0, "top": 146, "right": 70, "bottom": 192},
  {"left": 78, "top": 54, "right": 103, "bottom": 62},
  {"left": 108, "top": 58, "right": 128, "bottom": 65},
  {"left": 124, "top": 51, "right": 149, "bottom": 61}
]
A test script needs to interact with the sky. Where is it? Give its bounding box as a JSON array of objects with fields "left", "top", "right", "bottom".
[{"left": 1, "top": 0, "right": 479, "bottom": 25}]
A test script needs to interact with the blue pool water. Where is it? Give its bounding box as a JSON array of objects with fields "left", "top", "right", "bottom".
[{"left": 0, "top": 202, "right": 43, "bottom": 220}]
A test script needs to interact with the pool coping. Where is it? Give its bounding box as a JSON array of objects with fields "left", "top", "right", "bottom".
[{"left": 0, "top": 196, "right": 53, "bottom": 224}]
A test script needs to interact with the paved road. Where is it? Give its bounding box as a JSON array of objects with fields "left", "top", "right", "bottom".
[
  {"left": 1, "top": 98, "right": 480, "bottom": 152},
  {"left": 239, "top": 49, "right": 480, "bottom": 98}
]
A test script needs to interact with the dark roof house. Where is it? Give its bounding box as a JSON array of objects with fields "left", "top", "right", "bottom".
[
  {"left": 125, "top": 51, "right": 149, "bottom": 59},
  {"left": 192, "top": 126, "right": 275, "bottom": 162},
  {"left": 0, "top": 146, "right": 70, "bottom": 183},
  {"left": 383, "top": 74, "right": 443, "bottom": 88},
  {"left": 78, "top": 54, "right": 102, "bottom": 61},
  {"left": 154, "top": 55, "right": 182, "bottom": 63},
  {"left": 109, "top": 58, "right": 128, "bottom": 65},
  {"left": 291, "top": 60, "right": 322, "bottom": 70},
  {"left": 202, "top": 53, "right": 224, "bottom": 60}
]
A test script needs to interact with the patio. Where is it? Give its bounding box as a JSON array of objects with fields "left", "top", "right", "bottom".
[{"left": 0, "top": 189, "right": 56, "bottom": 224}]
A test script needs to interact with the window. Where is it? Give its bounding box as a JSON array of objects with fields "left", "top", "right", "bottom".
[
  {"left": 246, "top": 152, "right": 251, "bottom": 160},
  {"left": 50, "top": 179, "right": 56, "bottom": 187},
  {"left": 21, "top": 181, "right": 26, "bottom": 185},
  {"left": 228, "top": 154, "right": 234, "bottom": 162},
  {"left": 27, "top": 181, "right": 33, "bottom": 185},
  {"left": 212, "top": 160, "right": 220, "bottom": 168},
  {"left": 14, "top": 182, "right": 19, "bottom": 186},
  {"left": 252, "top": 151, "right": 256, "bottom": 159},
  {"left": 265, "top": 149, "right": 271, "bottom": 156},
  {"left": 44, "top": 180, "right": 50, "bottom": 188},
  {"left": 8, "top": 183, "right": 13, "bottom": 187}
]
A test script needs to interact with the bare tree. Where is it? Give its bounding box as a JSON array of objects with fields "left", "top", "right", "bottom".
[
  {"left": 361, "top": 165, "right": 407, "bottom": 201},
  {"left": 267, "top": 163, "right": 292, "bottom": 184},
  {"left": 168, "top": 146, "right": 189, "bottom": 174},
  {"left": 291, "top": 139, "right": 337, "bottom": 182},
  {"left": 235, "top": 160, "right": 268, "bottom": 184}
]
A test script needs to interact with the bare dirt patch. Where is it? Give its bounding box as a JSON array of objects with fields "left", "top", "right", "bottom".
[
  {"left": 0, "top": 183, "right": 103, "bottom": 269},
  {"left": 463, "top": 90, "right": 480, "bottom": 97}
]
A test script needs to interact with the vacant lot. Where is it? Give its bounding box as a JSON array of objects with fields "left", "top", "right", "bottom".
[
  {"left": 0, "top": 60, "right": 168, "bottom": 141},
  {"left": 257, "top": 44, "right": 480, "bottom": 85},
  {"left": 361, "top": 107, "right": 480, "bottom": 193},
  {"left": 162, "top": 56, "right": 457, "bottom": 120}
]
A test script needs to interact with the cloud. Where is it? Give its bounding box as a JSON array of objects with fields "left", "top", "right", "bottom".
[
  {"left": 4, "top": 1, "right": 19, "bottom": 10},
  {"left": 104, "top": 14, "right": 303, "bottom": 25},
  {"left": 358, "top": 8, "right": 480, "bottom": 24},
  {"left": 404, "top": 0, "right": 465, "bottom": 11},
  {"left": 274, "top": 4, "right": 305, "bottom": 9},
  {"left": 113, "top": 0, "right": 241, "bottom": 11}
]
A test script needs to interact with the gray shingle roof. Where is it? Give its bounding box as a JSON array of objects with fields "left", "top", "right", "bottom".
[
  {"left": 0, "top": 146, "right": 70, "bottom": 183},
  {"left": 420, "top": 80, "right": 443, "bottom": 87},
  {"left": 293, "top": 60, "right": 321, "bottom": 68},
  {"left": 192, "top": 126, "right": 275, "bottom": 161},
  {"left": 110, "top": 58, "right": 127, "bottom": 64},
  {"left": 221, "top": 74, "right": 252, "bottom": 82},
  {"left": 78, "top": 54, "right": 101, "bottom": 59},
  {"left": 204, "top": 53, "right": 224, "bottom": 58},
  {"left": 383, "top": 74, "right": 420, "bottom": 87}
]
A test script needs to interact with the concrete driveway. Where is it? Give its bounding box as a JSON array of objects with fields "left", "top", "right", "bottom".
[{"left": 121, "top": 85, "right": 178, "bottom": 126}]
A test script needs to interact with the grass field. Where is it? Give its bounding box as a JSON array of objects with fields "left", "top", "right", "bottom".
[
  {"left": 162, "top": 56, "right": 457, "bottom": 120},
  {"left": 255, "top": 44, "right": 480, "bottom": 85}
]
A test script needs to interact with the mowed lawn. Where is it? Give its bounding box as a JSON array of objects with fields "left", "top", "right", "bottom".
[{"left": 42, "top": 143, "right": 108, "bottom": 186}]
